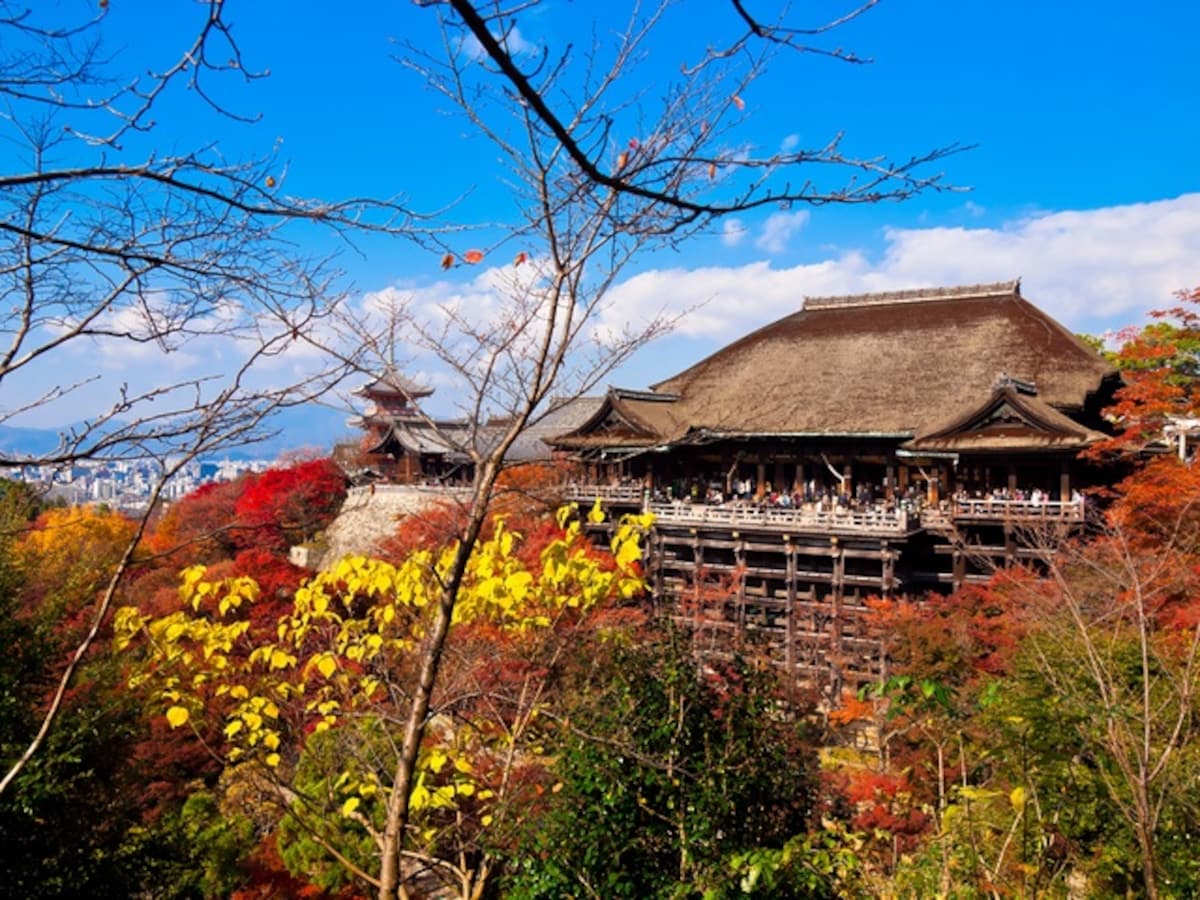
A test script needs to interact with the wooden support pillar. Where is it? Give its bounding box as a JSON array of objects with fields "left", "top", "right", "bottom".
[
  {"left": 881, "top": 541, "right": 895, "bottom": 597},
  {"left": 773, "top": 460, "right": 786, "bottom": 495},
  {"left": 734, "top": 533, "right": 746, "bottom": 627},
  {"left": 842, "top": 463, "right": 852, "bottom": 498},
  {"left": 1004, "top": 523, "right": 1016, "bottom": 567},
  {"left": 784, "top": 539, "right": 797, "bottom": 695},
  {"left": 899, "top": 465, "right": 910, "bottom": 495},
  {"left": 651, "top": 530, "right": 665, "bottom": 603},
  {"left": 756, "top": 460, "right": 767, "bottom": 499},
  {"left": 1060, "top": 462, "right": 1071, "bottom": 502},
  {"left": 885, "top": 463, "right": 896, "bottom": 500},
  {"left": 830, "top": 537, "right": 844, "bottom": 656},
  {"left": 952, "top": 549, "right": 966, "bottom": 591},
  {"left": 794, "top": 462, "right": 805, "bottom": 495},
  {"left": 1007, "top": 462, "right": 1018, "bottom": 495}
]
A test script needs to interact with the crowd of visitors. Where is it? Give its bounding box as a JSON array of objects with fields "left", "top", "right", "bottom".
[{"left": 587, "top": 475, "right": 1084, "bottom": 518}]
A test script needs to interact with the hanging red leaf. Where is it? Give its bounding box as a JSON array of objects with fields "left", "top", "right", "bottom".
[
  {"left": 440, "top": 253, "right": 456, "bottom": 270},
  {"left": 731, "top": 94, "right": 745, "bottom": 111},
  {"left": 707, "top": 162, "right": 717, "bottom": 180},
  {"left": 463, "top": 249, "right": 485, "bottom": 265},
  {"left": 616, "top": 151, "right": 629, "bottom": 170},
  {"left": 628, "top": 138, "right": 640, "bottom": 151},
  {"left": 514, "top": 251, "right": 528, "bottom": 266}
]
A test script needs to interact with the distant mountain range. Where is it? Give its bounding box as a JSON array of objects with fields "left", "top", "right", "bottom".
[{"left": 0, "top": 404, "right": 360, "bottom": 463}]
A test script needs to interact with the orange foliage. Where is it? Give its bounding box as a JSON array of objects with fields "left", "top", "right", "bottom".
[
  {"left": 1089, "top": 285, "right": 1200, "bottom": 459},
  {"left": 145, "top": 478, "right": 245, "bottom": 563},
  {"left": 231, "top": 836, "right": 365, "bottom": 900},
  {"left": 866, "top": 575, "right": 1040, "bottom": 687},
  {"left": 827, "top": 691, "right": 873, "bottom": 726},
  {"left": 15, "top": 506, "right": 138, "bottom": 627}
]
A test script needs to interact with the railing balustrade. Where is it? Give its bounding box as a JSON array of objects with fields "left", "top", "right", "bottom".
[
  {"left": 563, "top": 483, "right": 645, "bottom": 504},
  {"left": 564, "top": 484, "right": 1088, "bottom": 533},
  {"left": 647, "top": 501, "right": 912, "bottom": 535},
  {"left": 946, "top": 497, "right": 1086, "bottom": 522}
]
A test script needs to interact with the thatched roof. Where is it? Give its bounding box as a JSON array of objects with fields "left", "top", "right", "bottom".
[{"left": 553, "top": 281, "right": 1116, "bottom": 447}]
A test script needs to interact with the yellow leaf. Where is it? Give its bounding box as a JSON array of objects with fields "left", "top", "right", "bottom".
[
  {"left": 265, "top": 753, "right": 281, "bottom": 768},
  {"left": 481, "top": 814, "right": 494, "bottom": 827},
  {"left": 342, "top": 796, "right": 361, "bottom": 817},
  {"left": 587, "top": 498, "right": 605, "bottom": 524},
  {"left": 224, "top": 719, "right": 243, "bottom": 739},
  {"left": 1010, "top": 786, "right": 1026, "bottom": 811},
  {"left": 166, "top": 706, "right": 190, "bottom": 728},
  {"left": 427, "top": 749, "right": 448, "bottom": 774}
]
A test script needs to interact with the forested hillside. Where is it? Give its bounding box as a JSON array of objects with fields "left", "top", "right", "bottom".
[{"left": 0, "top": 291, "right": 1198, "bottom": 898}]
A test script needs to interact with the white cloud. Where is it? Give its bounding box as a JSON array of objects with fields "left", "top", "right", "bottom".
[
  {"left": 459, "top": 25, "right": 536, "bottom": 62},
  {"left": 16, "top": 195, "right": 1200, "bottom": 428},
  {"left": 754, "top": 210, "right": 810, "bottom": 254},
  {"left": 595, "top": 194, "right": 1200, "bottom": 357},
  {"left": 720, "top": 218, "right": 746, "bottom": 247}
]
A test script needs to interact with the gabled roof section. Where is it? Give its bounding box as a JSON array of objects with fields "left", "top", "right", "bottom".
[
  {"left": 551, "top": 386, "right": 684, "bottom": 449},
  {"left": 365, "top": 420, "right": 472, "bottom": 459},
  {"left": 647, "top": 280, "right": 1115, "bottom": 438},
  {"left": 903, "top": 381, "right": 1106, "bottom": 454}
]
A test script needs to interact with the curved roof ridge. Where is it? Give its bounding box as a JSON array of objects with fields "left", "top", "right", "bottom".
[{"left": 805, "top": 279, "right": 1021, "bottom": 311}]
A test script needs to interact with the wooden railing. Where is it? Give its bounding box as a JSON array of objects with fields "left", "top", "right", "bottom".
[
  {"left": 943, "top": 497, "right": 1087, "bottom": 523},
  {"left": 566, "top": 484, "right": 1087, "bottom": 532},
  {"left": 564, "top": 483, "right": 645, "bottom": 504},
  {"left": 648, "top": 501, "right": 913, "bottom": 536}
]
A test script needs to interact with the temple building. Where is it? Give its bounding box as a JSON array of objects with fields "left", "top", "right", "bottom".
[
  {"left": 552, "top": 280, "right": 1121, "bottom": 693},
  {"left": 345, "top": 369, "right": 476, "bottom": 485},
  {"left": 343, "top": 368, "right": 597, "bottom": 485}
]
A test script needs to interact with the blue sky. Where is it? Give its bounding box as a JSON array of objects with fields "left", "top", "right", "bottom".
[{"left": 10, "top": 1, "right": 1200, "bottom": 438}]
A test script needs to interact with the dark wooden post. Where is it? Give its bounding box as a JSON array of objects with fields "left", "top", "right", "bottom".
[
  {"left": 830, "top": 536, "right": 844, "bottom": 661},
  {"left": 733, "top": 532, "right": 747, "bottom": 627},
  {"left": 784, "top": 538, "right": 797, "bottom": 694},
  {"left": 881, "top": 540, "right": 895, "bottom": 597}
]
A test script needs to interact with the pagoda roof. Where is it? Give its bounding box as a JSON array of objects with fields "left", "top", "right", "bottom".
[
  {"left": 551, "top": 280, "right": 1117, "bottom": 449},
  {"left": 353, "top": 367, "right": 434, "bottom": 399}
]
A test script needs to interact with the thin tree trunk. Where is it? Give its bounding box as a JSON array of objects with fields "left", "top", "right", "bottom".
[{"left": 378, "top": 459, "right": 501, "bottom": 900}]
